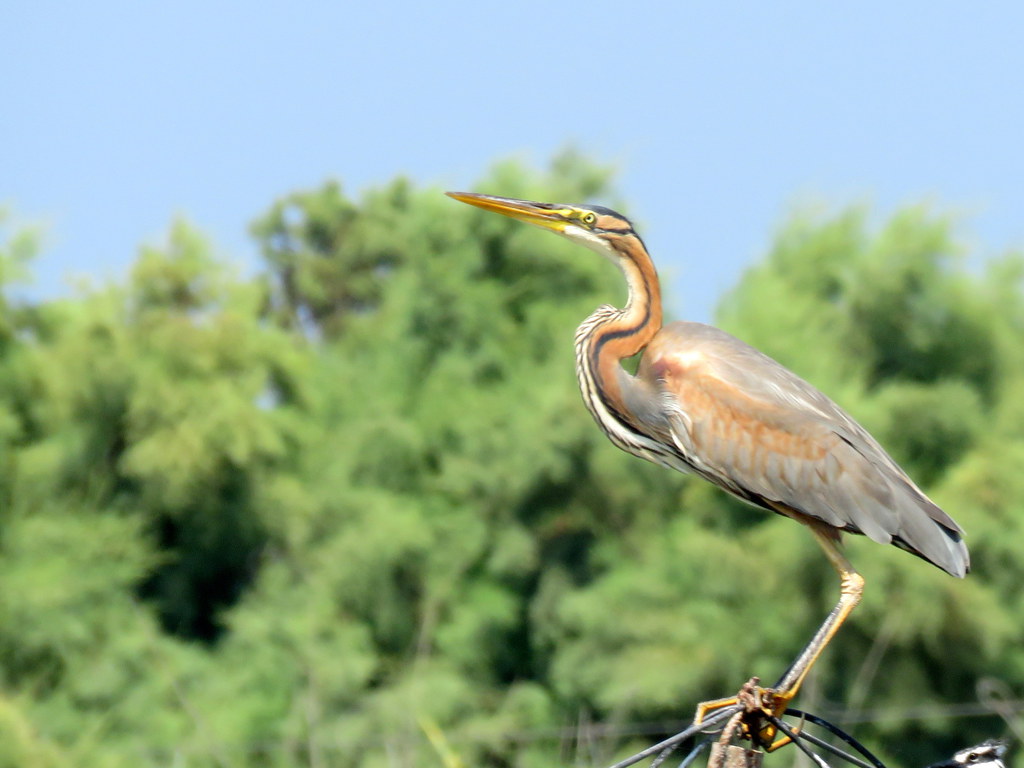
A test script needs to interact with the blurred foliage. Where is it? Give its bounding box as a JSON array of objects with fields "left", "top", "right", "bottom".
[{"left": 1, "top": 158, "right": 1023, "bottom": 768}]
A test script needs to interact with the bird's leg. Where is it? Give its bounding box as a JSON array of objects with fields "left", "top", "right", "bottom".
[
  {"left": 772, "top": 526, "right": 864, "bottom": 703},
  {"left": 695, "top": 525, "right": 864, "bottom": 751},
  {"left": 758, "top": 526, "right": 864, "bottom": 748}
]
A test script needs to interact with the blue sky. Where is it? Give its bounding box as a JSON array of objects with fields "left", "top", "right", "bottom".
[{"left": 6, "top": 2, "right": 1024, "bottom": 322}]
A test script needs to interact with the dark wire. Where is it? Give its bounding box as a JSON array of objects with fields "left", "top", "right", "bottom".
[
  {"left": 674, "top": 738, "right": 713, "bottom": 768},
  {"left": 770, "top": 717, "right": 831, "bottom": 768},
  {"left": 608, "top": 704, "right": 892, "bottom": 768},
  {"left": 784, "top": 708, "right": 888, "bottom": 768},
  {"left": 606, "top": 705, "right": 741, "bottom": 768}
]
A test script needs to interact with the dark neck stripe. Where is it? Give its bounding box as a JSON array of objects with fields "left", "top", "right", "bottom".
[
  {"left": 587, "top": 262, "right": 653, "bottom": 377},
  {"left": 585, "top": 308, "right": 652, "bottom": 439},
  {"left": 577, "top": 239, "right": 664, "bottom": 452},
  {"left": 588, "top": 304, "right": 648, "bottom": 379}
]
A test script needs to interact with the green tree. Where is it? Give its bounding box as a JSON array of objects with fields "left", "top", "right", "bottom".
[
  {"left": 0, "top": 215, "right": 303, "bottom": 766},
  {"left": 2, "top": 166, "right": 1024, "bottom": 768}
]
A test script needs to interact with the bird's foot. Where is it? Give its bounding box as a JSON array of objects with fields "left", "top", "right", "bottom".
[{"left": 694, "top": 678, "right": 797, "bottom": 751}]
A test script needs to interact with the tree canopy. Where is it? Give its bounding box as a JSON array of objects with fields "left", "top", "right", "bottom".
[{"left": 1, "top": 156, "right": 1022, "bottom": 767}]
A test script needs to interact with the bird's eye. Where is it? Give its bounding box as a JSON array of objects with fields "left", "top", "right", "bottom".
[
  {"left": 967, "top": 755, "right": 978, "bottom": 763},
  {"left": 581, "top": 212, "right": 597, "bottom": 227}
]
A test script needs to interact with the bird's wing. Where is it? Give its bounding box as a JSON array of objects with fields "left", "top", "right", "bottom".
[{"left": 638, "top": 322, "right": 968, "bottom": 577}]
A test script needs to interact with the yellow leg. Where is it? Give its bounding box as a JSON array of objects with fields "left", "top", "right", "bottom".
[
  {"left": 695, "top": 525, "right": 864, "bottom": 750},
  {"left": 772, "top": 526, "right": 864, "bottom": 703},
  {"left": 694, "top": 695, "right": 739, "bottom": 725}
]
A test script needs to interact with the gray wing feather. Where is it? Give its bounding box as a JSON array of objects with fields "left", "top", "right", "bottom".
[{"left": 644, "top": 322, "right": 969, "bottom": 577}]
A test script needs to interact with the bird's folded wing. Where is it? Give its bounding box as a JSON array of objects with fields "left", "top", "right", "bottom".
[{"left": 640, "top": 322, "right": 968, "bottom": 576}]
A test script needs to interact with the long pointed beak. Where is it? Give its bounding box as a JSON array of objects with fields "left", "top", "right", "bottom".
[{"left": 446, "top": 192, "right": 570, "bottom": 233}]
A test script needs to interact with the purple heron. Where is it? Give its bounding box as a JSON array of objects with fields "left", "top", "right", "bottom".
[{"left": 447, "top": 191, "right": 969, "bottom": 746}]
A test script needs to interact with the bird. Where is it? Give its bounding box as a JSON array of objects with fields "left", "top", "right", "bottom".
[
  {"left": 928, "top": 740, "right": 1009, "bottom": 768},
  {"left": 446, "top": 191, "right": 970, "bottom": 747}
]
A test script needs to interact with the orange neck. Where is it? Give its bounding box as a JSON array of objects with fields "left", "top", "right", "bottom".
[
  {"left": 606, "top": 243, "right": 663, "bottom": 359},
  {"left": 577, "top": 237, "right": 663, "bottom": 427}
]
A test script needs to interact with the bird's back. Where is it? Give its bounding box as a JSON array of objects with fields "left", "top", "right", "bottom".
[{"left": 634, "top": 321, "right": 969, "bottom": 577}]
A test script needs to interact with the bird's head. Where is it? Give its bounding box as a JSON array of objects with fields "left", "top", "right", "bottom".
[
  {"left": 928, "top": 740, "right": 1009, "bottom": 768},
  {"left": 446, "top": 191, "right": 641, "bottom": 266}
]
